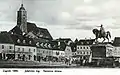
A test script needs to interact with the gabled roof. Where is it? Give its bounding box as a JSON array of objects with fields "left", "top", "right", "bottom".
[
  {"left": 9, "top": 25, "right": 22, "bottom": 35},
  {"left": 9, "top": 22, "right": 53, "bottom": 40},
  {"left": 27, "top": 22, "right": 37, "bottom": 33},
  {"left": 27, "top": 22, "right": 53, "bottom": 40},
  {"left": 113, "top": 37, "right": 120, "bottom": 46},
  {"left": 56, "top": 38, "right": 72, "bottom": 42},
  {"left": 36, "top": 27, "right": 53, "bottom": 40},
  {"left": 77, "top": 39, "right": 95, "bottom": 45},
  {"left": 0, "top": 31, "right": 14, "bottom": 44}
]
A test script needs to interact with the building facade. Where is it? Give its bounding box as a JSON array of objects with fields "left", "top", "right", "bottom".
[
  {"left": 75, "top": 39, "right": 95, "bottom": 63},
  {"left": 11, "top": 34, "right": 37, "bottom": 61},
  {"left": 0, "top": 32, "right": 15, "bottom": 60}
]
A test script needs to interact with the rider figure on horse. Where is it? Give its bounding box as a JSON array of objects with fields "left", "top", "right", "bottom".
[{"left": 98, "top": 24, "right": 105, "bottom": 37}]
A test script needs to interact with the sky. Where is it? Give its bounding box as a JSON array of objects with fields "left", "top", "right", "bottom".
[{"left": 0, "top": 0, "right": 120, "bottom": 41}]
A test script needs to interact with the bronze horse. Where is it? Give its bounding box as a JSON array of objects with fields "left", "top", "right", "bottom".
[{"left": 92, "top": 29, "right": 111, "bottom": 42}]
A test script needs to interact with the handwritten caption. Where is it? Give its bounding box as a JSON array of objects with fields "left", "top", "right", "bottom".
[{"left": 3, "top": 69, "right": 62, "bottom": 73}]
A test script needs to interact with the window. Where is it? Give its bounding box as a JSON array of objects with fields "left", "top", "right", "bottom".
[
  {"left": 28, "top": 55, "right": 31, "bottom": 60},
  {"left": 18, "top": 54, "right": 20, "bottom": 59},
  {"left": 22, "top": 48, "right": 24, "bottom": 52},
  {"left": 23, "top": 40, "right": 26, "bottom": 43},
  {"left": 46, "top": 51, "right": 48, "bottom": 53},
  {"left": 75, "top": 53, "right": 76, "bottom": 55},
  {"left": 29, "top": 41, "right": 32, "bottom": 44},
  {"left": 83, "top": 47, "right": 85, "bottom": 49},
  {"left": 77, "top": 46, "right": 79, "bottom": 49},
  {"left": 87, "top": 52, "right": 89, "bottom": 55},
  {"left": 43, "top": 51, "right": 44, "bottom": 53},
  {"left": 17, "top": 39, "right": 20, "bottom": 43},
  {"left": 83, "top": 52, "right": 85, "bottom": 54},
  {"left": 18, "top": 48, "right": 20, "bottom": 51},
  {"left": 2, "top": 45, "right": 4, "bottom": 49},
  {"left": 87, "top": 42, "right": 89, "bottom": 44},
  {"left": 29, "top": 48, "right": 31, "bottom": 52},
  {"left": 34, "top": 49, "right": 35, "bottom": 52},
  {"left": 81, "top": 42, "right": 83, "bottom": 44},
  {"left": 80, "top": 47, "right": 82, "bottom": 49},
  {"left": 87, "top": 47, "right": 89, "bottom": 49},
  {"left": 9, "top": 46, "right": 12, "bottom": 49},
  {"left": 80, "top": 52, "right": 82, "bottom": 54},
  {"left": 34, "top": 55, "right": 36, "bottom": 61}
]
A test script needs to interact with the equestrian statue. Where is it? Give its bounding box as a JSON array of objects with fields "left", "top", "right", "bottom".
[{"left": 92, "top": 24, "right": 111, "bottom": 43}]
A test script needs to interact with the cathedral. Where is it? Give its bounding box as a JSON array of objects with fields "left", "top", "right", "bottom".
[{"left": 9, "top": 4, "right": 53, "bottom": 41}]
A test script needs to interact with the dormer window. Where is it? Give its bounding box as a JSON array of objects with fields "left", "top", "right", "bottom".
[
  {"left": 44, "top": 43, "right": 48, "bottom": 48},
  {"left": 17, "top": 39, "right": 20, "bottom": 43},
  {"left": 81, "top": 42, "right": 83, "bottom": 45},
  {"left": 87, "top": 42, "right": 89, "bottom": 44},
  {"left": 29, "top": 41, "right": 32, "bottom": 44},
  {"left": 40, "top": 43, "right": 44, "bottom": 48},
  {"left": 23, "top": 40, "right": 26, "bottom": 44},
  {"left": 36, "top": 42, "right": 39, "bottom": 47},
  {"left": 48, "top": 44, "right": 51, "bottom": 48}
]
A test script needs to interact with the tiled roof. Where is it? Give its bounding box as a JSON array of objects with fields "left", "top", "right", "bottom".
[
  {"left": 56, "top": 38, "right": 72, "bottom": 42},
  {"left": 77, "top": 39, "right": 95, "bottom": 45},
  {"left": 27, "top": 22, "right": 37, "bottom": 33},
  {"left": 0, "top": 32, "right": 14, "bottom": 44},
  {"left": 10, "top": 34, "right": 36, "bottom": 47},
  {"left": 27, "top": 22, "right": 53, "bottom": 40},
  {"left": 9, "top": 25, "right": 22, "bottom": 35},
  {"left": 9, "top": 22, "right": 53, "bottom": 40},
  {"left": 36, "top": 40, "right": 67, "bottom": 51}
]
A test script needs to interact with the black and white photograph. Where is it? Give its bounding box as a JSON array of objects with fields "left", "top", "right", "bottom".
[{"left": 1, "top": 0, "right": 120, "bottom": 71}]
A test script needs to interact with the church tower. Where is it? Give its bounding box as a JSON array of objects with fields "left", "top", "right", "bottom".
[{"left": 17, "top": 4, "right": 27, "bottom": 34}]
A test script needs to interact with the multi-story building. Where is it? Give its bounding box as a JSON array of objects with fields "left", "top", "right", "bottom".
[
  {"left": 36, "top": 42, "right": 53, "bottom": 61},
  {"left": 0, "top": 31, "right": 14, "bottom": 60},
  {"left": 113, "top": 37, "right": 120, "bottom": 62},
  {"left": 75, "top": 39, "right": 95, "bottom": 62},
  {"left": 11, "top": 34, "right": 37, "bottom": 61},
  {"left": 36, "top": 40, "right": 65, "bottom": 61}
]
